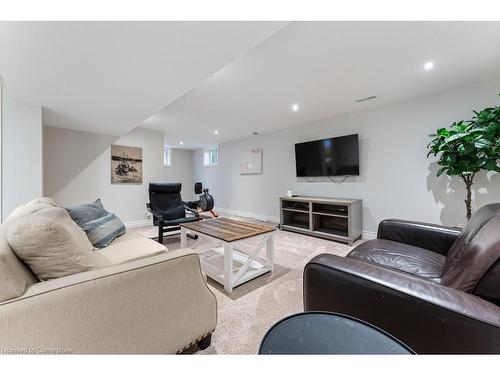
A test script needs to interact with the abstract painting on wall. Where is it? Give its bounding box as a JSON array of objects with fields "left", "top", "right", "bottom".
[
  {"left": 111, "top": 145, "right": 143, "bottom": 184},
  {"left": 240, "top": 148, "right": 263, "bottom": 175}
]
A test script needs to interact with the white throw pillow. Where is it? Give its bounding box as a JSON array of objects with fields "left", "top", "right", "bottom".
[{"left": 7, "top": 207, "right": 101, "bottom": 280}]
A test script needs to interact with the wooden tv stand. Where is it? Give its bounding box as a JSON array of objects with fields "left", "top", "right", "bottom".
[{"left": 279, "top": 196, "right": 362, "bottom": 245}]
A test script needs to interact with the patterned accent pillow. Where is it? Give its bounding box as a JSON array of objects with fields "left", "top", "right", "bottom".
[
  {"left": 65, "top": 199, "right": 107, "bottom": 227},
  {"left": 81, "top": 212, "right": 126, "bottom": 248}
]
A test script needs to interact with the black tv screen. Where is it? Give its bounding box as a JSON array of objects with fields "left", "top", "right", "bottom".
[{"left": 295, "top": 134, "right": 359, "bottom": 177}]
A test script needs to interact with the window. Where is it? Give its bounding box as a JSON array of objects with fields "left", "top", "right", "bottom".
[
  {"left": 164, "top": 147, "right": 172, "bottom": 167},
  {"left": 203, "top": 145, "right": 219, "bottom": 167}
]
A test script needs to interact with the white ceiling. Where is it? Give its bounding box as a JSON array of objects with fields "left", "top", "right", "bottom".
[
  {"left": 0, "top": 21, "right": 287, "bottom": 135},
  {"left": 1, "top": 22, "right": 499, "bottom": 145},
  {"left": 142, "top": 21, "right": 500, "bottom": 149}
]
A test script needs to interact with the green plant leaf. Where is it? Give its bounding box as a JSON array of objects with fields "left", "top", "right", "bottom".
[
  {"left": 436, "top": 167, "right": 448, "bottom": 177},
  {"left": 485, "top": 160, "right": 498, "bottom": 171},
  {"left": 428, "top": 95, "right": 499, "bottom": 184},
  {"left": 475, "top": 139, "right": 493, "bottom": 149}
]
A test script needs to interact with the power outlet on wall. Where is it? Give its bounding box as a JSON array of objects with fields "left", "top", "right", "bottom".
[{"left": 145, "top": 212, "right": 152, "bottom": 220}]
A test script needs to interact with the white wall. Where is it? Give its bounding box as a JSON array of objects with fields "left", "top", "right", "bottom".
[
  {"left": 44, "top": 126, "right": 194, "bottom": 224},
  {"left": 164, "top": 148, "right": 194, "bottom": 201},
  {"left": 1, "top": 90, "right": 43, "bottom": 220},
  {"left": 193, "top": 78, "right": 500, "bottom": 235},
  {"left": 164, "top": 130, "right": 195, "bottom": 201}
]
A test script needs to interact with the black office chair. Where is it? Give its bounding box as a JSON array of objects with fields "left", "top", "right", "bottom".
[{"left": 146, "top": 183, "right": 200, "bottom": 244}]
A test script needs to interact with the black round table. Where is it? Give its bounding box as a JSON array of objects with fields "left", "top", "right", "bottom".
[{"left": 259, "top": 312, "right": 414, "bottom": 354}]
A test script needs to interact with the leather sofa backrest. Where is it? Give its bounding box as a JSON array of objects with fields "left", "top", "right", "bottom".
[
  {"left": 474, "top": 258, "right": 500, "bottom": 306},
  {"left": 441, "top": 203, "right": 500, "bottom": 297}
]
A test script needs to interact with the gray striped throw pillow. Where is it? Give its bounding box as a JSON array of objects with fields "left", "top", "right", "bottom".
[{"left": 81, "top": 212, "right": 126, "bottom": 248}]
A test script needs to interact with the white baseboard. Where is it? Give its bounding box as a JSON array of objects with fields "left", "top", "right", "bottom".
[
  {"left": 125, "top": 219, "right": 151, "bottom": 229},
  {"left": 214, "top": 207, "right": 280, "bottom": 223},
  {"left": 362, "top": 231, "right": 377, "bottom": 240}
]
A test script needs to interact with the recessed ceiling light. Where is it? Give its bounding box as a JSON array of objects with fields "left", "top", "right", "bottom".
[
  {"left": 214, "top": 130, "right": 219, "bottom": 135},
  {"left": 179, "top": 141, "right": 183, "bottom": 145},
  {"left": 292, "top": 104, "right": 299, "bottom": 112},
  {"left": 424, "top": 61, "right": 435, "bottom": 71}
]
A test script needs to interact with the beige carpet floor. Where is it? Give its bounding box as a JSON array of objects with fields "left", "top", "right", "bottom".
[{"left": 132, "top": 218, "right": 360, "bottom": 354}]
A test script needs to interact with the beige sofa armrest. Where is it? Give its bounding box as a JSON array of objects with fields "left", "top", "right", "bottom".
[{"left": 0, "top": 250, "right": 217, "bottom": 354}]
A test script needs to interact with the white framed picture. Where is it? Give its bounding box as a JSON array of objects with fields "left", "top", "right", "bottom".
[{"left": 240, "top": 148, "right": 263, "bottom": 175}]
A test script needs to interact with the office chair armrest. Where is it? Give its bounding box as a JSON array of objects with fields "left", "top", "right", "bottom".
[{"left": 146, "top": 203, "right": 163, "bottom": 222}]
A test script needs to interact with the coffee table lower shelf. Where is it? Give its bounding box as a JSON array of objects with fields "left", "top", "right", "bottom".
[
  {"left": 180, "top": 226, "right": 275, "bottom": 293},
  {"left": 199, "top": 247, "right": 272, "bottom": 291}
]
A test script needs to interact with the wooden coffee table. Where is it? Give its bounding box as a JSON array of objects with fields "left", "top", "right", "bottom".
[{"left": 180, "top": 218, "right": 277, "bottom": 293}]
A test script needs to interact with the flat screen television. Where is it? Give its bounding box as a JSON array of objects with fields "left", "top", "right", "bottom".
[{"left": 295, "top": 134, "right": 359, "bottom": 177}]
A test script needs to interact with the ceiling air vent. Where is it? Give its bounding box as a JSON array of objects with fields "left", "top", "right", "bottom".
[{"left": 355, "top": 95, "right": 377, "bottom": 103}]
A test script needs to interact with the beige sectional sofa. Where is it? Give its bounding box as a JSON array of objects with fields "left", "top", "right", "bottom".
[{"left": 0, "top": 199, "right": 217, "bottom": 354}]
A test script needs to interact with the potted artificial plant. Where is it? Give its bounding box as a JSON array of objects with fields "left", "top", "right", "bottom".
[{"left": 427, "top": 96, "right": 500, "bottom": 220}]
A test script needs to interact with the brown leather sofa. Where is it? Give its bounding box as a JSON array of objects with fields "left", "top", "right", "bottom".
[{"left": 303, "top": 203, "right": 500, "bottom": 354}]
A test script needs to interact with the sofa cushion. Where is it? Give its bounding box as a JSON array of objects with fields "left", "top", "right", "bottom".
[
  {"left": 0, "top": 198, "right": 57, "bottom": 302},
  {"left": 442, "top": 203, "right": 500, "bottom": 293},
  {"left": 7, "top": 207, "right": 101, "bottom": 281},
  {"left": 97, "top": 236, "right": 167, "bottom": 265},
  {"left": 442, "top": 213, "right": 500, "bottom": 293},
  {"left": 65, "top": 199, "right": 107, "bottom": 227},
  {"left": 0, "top": 209, "right": 39, "bottom": 303},
  {"left": 10, "top": 197, "right": 58, "bottom": 218},
  {"left": 81, "top": 212, "right": 126, "bottom": 248},
  {"left": 25, "top": 197, "right": 57, "bottom": 209},
  {"left": 157, "top": 206, "right": 187, "bottom": 221},
  {"left": 347, "top": 239, "right": 446, "bottom": 283}
]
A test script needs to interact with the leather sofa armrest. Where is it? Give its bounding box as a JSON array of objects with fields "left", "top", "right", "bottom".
[
  {"left": 304, "top": 254, "right": 500, "bottom": 353},
  {"left": 377, "top": 219, "right": 462, "bottom": 255}
]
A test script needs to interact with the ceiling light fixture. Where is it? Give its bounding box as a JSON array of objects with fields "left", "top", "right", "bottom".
[
  {"left": 179, "top": 141, "right": 183, "bottom": 145},
  {"left": 292, "top": 104, "right": 299, "bottom": 112},
  {"left": 214, "top": 130, "right": 219, "bottom": 135},
  {"left": 424, "top": 61, "right": 435, "bottom": 71}
]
